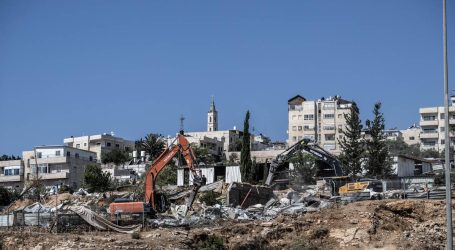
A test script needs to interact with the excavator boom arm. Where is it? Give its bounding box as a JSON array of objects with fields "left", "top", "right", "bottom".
[{"left": 144, "top": 133, "right": 202, "bottom": 210}]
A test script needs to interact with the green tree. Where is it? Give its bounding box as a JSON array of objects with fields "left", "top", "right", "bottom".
[
  {"left": 192, "top": 144, "right": 216, "bottom": 165},
  {"left": 228, "top": 153, "right": 239, "bottom": 165},
  {"left": 155, "top": 161, "right": 177, "bottom": 187},
  {"left": 0, "top": 187, "right": 13, "bottom": 206},
  {"left": 135, "top": 133, "right": 166, "bottom": 162},
  {"left": 338, "top": 102, "right": 364, "bottom": 178},
  {"left": 84, "top": 164, "right": 112, "bottom": 192},
  {"left": 290, "top": 152, "right": 318, "bottom": 185},
  {"left": 240, "top": 111, "right": 254, "bottom": 182},
  {"left": 101, "top": 149, "right": 131, "bottom": 165},
  {"left": 386, "top": 137, "right": 422, "bottom": 158},
  {"left": 365, "top": 102, "right": 393, "bottom": 178}
]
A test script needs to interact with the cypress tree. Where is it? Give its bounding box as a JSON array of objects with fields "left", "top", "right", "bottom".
[
  {"left": 240, "top": 111, "right": 253, "bottom": 182},
  {"left": 338, "top": 102, "right": 364, "bottom": 179},
  {"left": 365, "top": 102, "right": 393, "bottom": 178}
]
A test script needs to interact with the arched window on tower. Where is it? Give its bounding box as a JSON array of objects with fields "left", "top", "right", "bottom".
[{"left": 210, "top": 117, "right": 212, "bottom": 122}]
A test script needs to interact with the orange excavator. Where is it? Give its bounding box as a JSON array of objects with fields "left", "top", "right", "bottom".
[{"left": 109, "top": 131, "right": 203, "bottom": 217}]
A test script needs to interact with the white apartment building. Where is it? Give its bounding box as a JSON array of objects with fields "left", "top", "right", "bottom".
[
  {"left": 287, "top": 95, "right": 352, "bottom": 155},
  {"left": 419, "top": 96, "right": 455, "bottom": 152},
  {"left": 63, "top": 133, "right": 134, "bottom": 163},
  {"left": 22, "top": 146, "right": 97, "bottom": 189},
  {"left": 0, "top": 160, "right": 24, "bottom": 189}
]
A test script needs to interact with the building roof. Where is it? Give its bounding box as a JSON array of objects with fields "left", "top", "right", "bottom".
[
  {"left": 397, "top": 154, "right": 432, "bottom": 164},
  {"left": 288, "top": 95, "right": 306, "bottom": 105}
]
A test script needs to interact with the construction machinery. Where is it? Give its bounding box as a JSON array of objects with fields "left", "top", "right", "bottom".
[
  {"left": 338, "top": 179, "right": 383, "bottom": 200},
  {"left": 109, "top": 131, "right": 203, "bottom": 216},
  {"left": 265, "top": 138, "right": 345, "bottom": 190}
]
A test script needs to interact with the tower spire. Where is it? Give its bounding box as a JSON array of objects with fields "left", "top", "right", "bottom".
[{"left": 207, "top": 96, "right": 218, "bottom": 132}]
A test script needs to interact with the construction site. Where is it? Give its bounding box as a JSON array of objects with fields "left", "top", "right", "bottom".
[{"left": 0, "top": 132, "right": 453, "bottom": 250}]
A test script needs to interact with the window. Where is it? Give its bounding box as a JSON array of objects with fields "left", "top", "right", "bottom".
[
  {"left": 76, "top": 144, "right": 80, "bottom": 149},
  {"left": 441, "top": 113, "right": 445, "bottom": 119},
  {"left": 409, "top": 136, "right": 415, "bottom": 140},
  {"left": 75, "top": 153, "right": 79, "bottom": 159},
  {"left": 298, "top": 115, "right": 302, "bottom": 120},
  {"left": 37, "top": 152, "right": 42, "bottom": 158},
  {"left": 290, "top": 104, "right": 303, "bottom": 111},
  {"left": 89, "top": 156, "right": 93, "bottom": 162},
  {"left": 210, "top": 117, "right": 212, "bottom": 122},
  {"left": 298, "top": 126, "right": 302, "bottom": 131},
  {"left": 324, "top": 114, "right": 335, "bottom": 119},
  {"left": 338, "top": 114, "right": 342, "bottom": 119},
  {"left": 55, "top": 150, "right": 60, "bottom": 156},
  {"left": 66, "top": 151, "right": 71, "bottom": 157},
  {"left": 323, "top": 125, "right": 335, "bottom": 131},
  {"left": 441, "top": 139, "right": 445, "bottom": 145},
  {"left": 125, "top": 147, "right": 130, "bottom": 151},
  {"left": 304, "top": 114, "right": 314, "bottom": 120},
  {"left": 106, "top": 142, "right": 111, "bottom": 147},
  {"left": 292, "top": 115, "right": 296, "bottom": 120},
  {"left": 422, "top": 115, "right": 436, "bottom": 121},
  {"left": 325, "top": 134, "right": 335, "bottom": 141},
  {"left": 84, "top": 143, "right": 87, "bottom": 147},
  {"left": 297, "top": 136, "right": 302, "bottom": 140},
  {"left": 292, "top": 136, "right": 297, "bottom": 142},
  {"left": 115, "top": 144, "right": 120, "bottom": 148},
  {"left": 303, "top": 135, "right": 315, "bottom": 141},
  {"left": 323, "top": 103, "right": 335, "bottom": 110},
  {"left": 292, "top": 126, "right": 297, "bottom": 131},
  {"left": 304, "top": 125, "right": 314, "bottom": 131}
]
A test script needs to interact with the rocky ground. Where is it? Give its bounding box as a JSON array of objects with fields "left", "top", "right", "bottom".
[{"left": 0, "top": 199, "right": 452, "bottom": 250}]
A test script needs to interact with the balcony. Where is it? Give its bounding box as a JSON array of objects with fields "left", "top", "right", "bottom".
[
  {"left": 0, "top": 175, "right": 22, "bottom": 183},
  {"left": 420, "top": 107, "right": 438, "bottom": 114},
  {"left": 420, "top": 132, "right": 439, "bottom": 139},
  {"left": 35, "top": 172, "right": 69, "bottom": 180},
  {"left": 31, "top": 156, "right": 68, "bottom": 164},
  {"left": 420, "top": 120, "right": 439, "bottom": 126}
]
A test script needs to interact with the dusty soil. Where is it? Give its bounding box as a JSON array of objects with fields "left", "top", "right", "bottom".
[{"left": 0, "top": 199, "right": 451, "bottom": 250}]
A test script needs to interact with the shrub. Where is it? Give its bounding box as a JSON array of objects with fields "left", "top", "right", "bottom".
[
  {"left": 199, "top": 191, "right": 220, "bottom": 206},
  {"left": 131, "top": 232, "right": 141, "bottom": 239}
]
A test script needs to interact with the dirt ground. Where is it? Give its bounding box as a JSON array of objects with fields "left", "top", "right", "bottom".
[{"left": 0, "top": 199, "right": 451, "bottom": 250}]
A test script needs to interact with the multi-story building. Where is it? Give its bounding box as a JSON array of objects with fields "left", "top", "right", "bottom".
[
  {"left": 287, "top": 95, "right": 352, "bottom": 155},
  {"left": 400, "top": 124, "right": 421, "bottom": 146},
  {"left": 63, "top": 133, "right": 134, "bottom": 163},
  {"left": 0, "top": 160, "right": 24, "bottom": 189},
  {"left": 22, "top": 146, "right": 97, "bottom": 189},
  {"left": 419, "top": 96, "right": 455, "bottom": 152}
]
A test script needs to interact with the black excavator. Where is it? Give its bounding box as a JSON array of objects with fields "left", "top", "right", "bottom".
[{"left": 265, "top": 138, "right": 347, "bottom": 195}]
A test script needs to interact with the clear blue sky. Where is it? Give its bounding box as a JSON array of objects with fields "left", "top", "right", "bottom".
[{"left": 0, "top": 1, "right": 454, "bottom": 155}]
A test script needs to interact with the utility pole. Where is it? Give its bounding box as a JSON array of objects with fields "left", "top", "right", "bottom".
[{"left": 442, "top": 0, "right": 452, "bottom": 248}]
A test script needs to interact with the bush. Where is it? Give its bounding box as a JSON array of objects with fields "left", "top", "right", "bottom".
[
  {"left": 200, "top": 234, "right": 224, "bottom": 250},
  {"left": 199, "top": 191, "right": 220, "bottom": 206},
  {"left": 0, "top": 187, "right": 13, "bottom": 206},
  {"left": 84, "top": 164, "right": 112, "bottom": 192},
  {"left": 311, "top": 227, "right": 329, "bottom": 239},
  {"left": 58, "top": 185, "right": 73, "bottom": 194},
  {"left": 131, "top": 231, "right": 141, "bottom": 239}
]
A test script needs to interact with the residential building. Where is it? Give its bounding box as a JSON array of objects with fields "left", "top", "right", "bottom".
[
  {"left": 383, "top": 129, "right": 402, "bottom": 141},
  {"left": 419, "top": 96, "right": 455, "bottom": 152},
  {"left": 400, "top": 124, "right": 421, "bottom": 146},
  {"left": 22, "top": 146, "right": 97, "bottom": 189},
  {"left": 287, "top": 95, "right": 352, "bottom": 155},
  {"left": 63, "top": 133, "right": 134, "bottom": 163},
  {"left": 0, "top": 160, "right": 24, "bottom": 189}
]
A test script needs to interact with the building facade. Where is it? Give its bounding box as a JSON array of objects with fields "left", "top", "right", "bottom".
[
  {"left": 0, "top": 160, "right": 24, "bottom": 189},
  {"left": 400, "top": 125, "right": 421, "bottom": 146},
  {"left": 419, "top": 96, "right": 455, "bottom": 152},
  {"left": 22, "top": 146, "right": 97, "bottom": 189},
  {"left": 63, "top": 133, "right": 134, "bottom": 163},
  {"left": 287, "top": 95, "right": 352, "bottom": 155}
]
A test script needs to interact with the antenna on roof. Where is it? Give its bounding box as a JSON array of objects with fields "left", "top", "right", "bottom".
[{"left": 180, "top": 114, "right": 185, "bottom": 134}]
